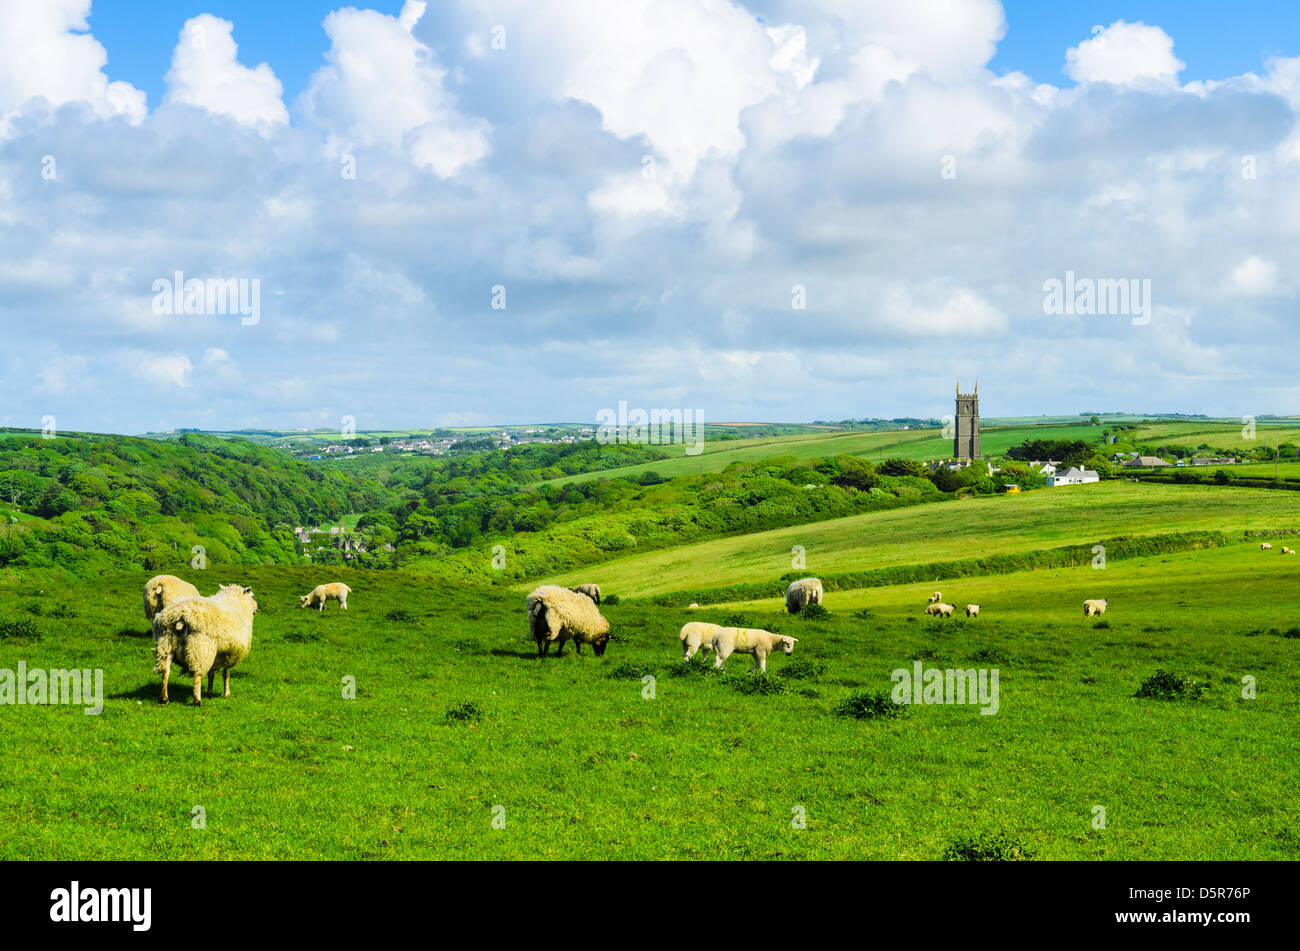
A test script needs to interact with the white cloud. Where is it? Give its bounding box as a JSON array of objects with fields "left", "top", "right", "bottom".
[
  {"left": 1065, "top": 21, "right": 1184, "bottom": 86},
  {"left": 1229, "top": 256, "right": 1280, "bottom": 296},
  {"left": 164, "top": 15, "right": 288, "bottom": 126},
  {"left": 0, "top": 0, "right": 145, "bottom": 131},
  {"left": 299, "top": 0, "right": 488, "bottom": 177}
]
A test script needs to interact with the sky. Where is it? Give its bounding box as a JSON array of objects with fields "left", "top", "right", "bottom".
[{"left": 1, "top": 0, "right": 1298, "bottom": 434}]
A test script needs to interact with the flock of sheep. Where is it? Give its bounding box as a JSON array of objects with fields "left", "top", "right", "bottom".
[
  {"left": 1261, "top": 542, "right": 1296, "bottom": 554},
  {"left": 141, "top": 560, "right": 1123, "bottom": 703},
  {"left": 142, "top": 575, "right": 350, "bottom": 705}
]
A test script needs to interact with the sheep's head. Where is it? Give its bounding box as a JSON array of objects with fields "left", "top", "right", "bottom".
[
  {"left": 591, "top": 634, "right": 611, "bottom": 656},
  {"left": 779, "top": 635, "right": 798, "bottom": 655},
  {"left": 298, "top": 595, "right": 310, "bottom": 608}
]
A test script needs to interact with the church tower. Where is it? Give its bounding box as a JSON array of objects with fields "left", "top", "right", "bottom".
[{"left": 955, "top": 382, "right": 980, "bottom": 460}]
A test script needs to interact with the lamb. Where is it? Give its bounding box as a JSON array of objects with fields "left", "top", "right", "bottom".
[
  {"left": 142, "top": 575, "right": 200, "bottom": 622},
  {"left": 299, "top": 582, "right": 350, "bottom": 611},
  {"left": 570, "top": 583, "right": 601, "bottom": 606},
  {"left": 1083, "top": 599, "right": 1108, "bottom": 617},
  {"left": 527, "top": 585, "right": 611, "bottom": 657},
  {"left": 1282, "top": 547, "right": 1295, "bottom": 555},
  {"left": 928, "top": 591, "right": 942, "bottom": 603},
  {"left": 965, "top": 604, "right": 980, "bottom": 618},
  {"left": 153, "top": 584, "right": 258, "bottom": 705},
  {"left": 925, "top": 602, "right": 955, "bottom": 618},
  {"left": 710, "top": 627, "right": 797, "bottom": 674},
  {"left": 785, "top": 577, "right": 824, "bottom": 614},
  {"left": 1261, "top": 543, "right": 1273, "bottom": 550},
  {"left": 688, "top": 603, "right": 700, "bottom": 609},
  {"left": 679, "top": 621, "right": 722, "bottom": 662}
]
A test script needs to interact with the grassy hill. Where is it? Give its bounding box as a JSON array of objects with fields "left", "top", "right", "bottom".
[{"left": 538, "top": 481, "right": 1300, "bottom": 598}]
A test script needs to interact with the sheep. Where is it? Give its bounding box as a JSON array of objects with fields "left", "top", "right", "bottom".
[
  {"left": 299, "top": 582, "right": 350, "bottom": 611},
  {"left": 153, "top": 584, "right": 258, "bottom": 705},
  {"left": 679, "top": 621, "right": 722, "bottom": 662},
  {"left": 965, "top": 604, "right": 980, "bottom": 618},
  {"left": 925, "top": 602, "right": 955, "bottom": 618},
  {"left": 142, "top": 574, "right": 200, "bottom": 623},
  {"left": 527, "top": 585, "right": 611, "bottom": 657},
  {"left": 1261, "top": 543, "right": 1274, "bottom": 550},
  {"left": 785, "top": 577, "right": 824, "bottom": 614},
  {"left": 570, "top": 583, "right": 601, "bottom": 606},
  {"left": 1283, "top": 547, "right": 1296, "bottom": 555},
  {"left": 928, "top": 591, "right": 942, "bottom": 603},
  {"left": 1083, "top": 599, "right": 1108, "bottom": 617},
  {"left": 710, "top": 627, "right": 797, "bottom": 674},
  {"left": 688, "top": 603, "right": 700, "bottom": 609}
]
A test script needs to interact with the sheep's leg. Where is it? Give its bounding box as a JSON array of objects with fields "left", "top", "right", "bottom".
[
  {"left": 758, "top": 651, "right": 768, "bottom": 674},
  {"left": 207, "top": 670, "right": 215, "bottom": 696},
  {"left": 575, "top": 641, "right": 583, "bottom": 655},
  {"left": 222, "top": 667, "right": 231, "bottom": 698},
  {"left": 192, "top": 671, "right": 203, "bottom": 706},
  {"left": 683, "top": 642, "right": 696, "bottom": 662},
  {"left": 159, "top": 654, "right": 171, "bottom": 705}
]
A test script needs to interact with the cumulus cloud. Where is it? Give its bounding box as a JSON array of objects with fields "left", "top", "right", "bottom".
[
  {"left": 1065, "top": 20, "right": 1184, "bottom": 86},
  {"left": 1230, "top": 256, "right": 1280, "bottom": 296},
  {"left": 0, "top": 0, "right": 145, "bottom": 131},
  {"left": 164, "top": 15, "right": 289, "bottom": 126},
  {"left": 299, "top": 0, "right": 488, "bottom": 177}
]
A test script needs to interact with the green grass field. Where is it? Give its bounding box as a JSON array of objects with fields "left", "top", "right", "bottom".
[{"left": 3, "top": 479, "right": 1298, "bottom": 859}]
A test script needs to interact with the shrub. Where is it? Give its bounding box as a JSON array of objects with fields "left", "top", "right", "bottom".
[
  {"left": 1135, "top": 670, "right": 1208, "bottom": 701},
  {"left": 0, "top": 618, "right": 41, "bottom": 640},
  {"left": 385, "top": 608, "right": 417, "bottom": 623},
  {"left": 942, "top": 832, "right": 1035, "bottom": 861},
  {"left": 608, "top": 660, "right": 653, "bottom": 680},
  {"left": 800, "top": 603, "right": 831, "bottom": 620},
  {"left": 603, "top": 594, "right": 621, "bottom": 606},
  {"left": 445, "top": 701, "right": 484, "bottom": 723},
  {"left": 778, "top": 658, "right": 825, "bottom": 680},
  {"left": 731, "top": 674, "right": 789, "bottom": 696},
  {"left": 836, "top": 690, "right": 906, "bottom": 720}
]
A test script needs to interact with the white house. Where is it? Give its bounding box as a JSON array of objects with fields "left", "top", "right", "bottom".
[{"left": 1046, "top": 467, "right": 1099, "bottom": 487}]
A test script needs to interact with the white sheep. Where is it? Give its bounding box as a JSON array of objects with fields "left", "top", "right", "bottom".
[
  {"left": 1283, "top": 547, "right": 1295, "bottom": 555},
  {"left": 142, "top": 574, "right": 200, "bottom": 622},
  {"left": 785, "top": 577, "right": 824, "bottom": 614},
  {"left": 688, "top": 603, "right": 700, "bottom": 609},
  {"left": 925, "top": 602, "right": 955, "bottom": 618},
  {"left": 928, "top": 591, "right": 942, "bottom": 603},
  {"left": 679, "top": 621, "right": 722, "bottom": 662},
  {"left": 710, "top": 627, "right": 797, "bottom": 673},
  {"left": 1261, "top": 542, "right": 1273, "bottom": 550},
  {"left": 1083, "top": 599, "right": 1108, "bottom": 617},
  {"left": 527, "top": 585, "right": 611, "bottom": 657},
  {"left": 299, "top": 582, "right": 350, "bottom": 611},
  {"left": 965, "top": 604, "right": 980, "bottom": 618},
  {"left": 570, "top": 583, "right": 601, "bottom": 606},
  {"left": 153, "top": 585, "right": 258, "bottom": 705}
]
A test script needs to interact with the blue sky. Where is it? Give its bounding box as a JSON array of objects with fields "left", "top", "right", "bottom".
[{"left": 2, "top": 1, "right": 1299, "bottom": 433}]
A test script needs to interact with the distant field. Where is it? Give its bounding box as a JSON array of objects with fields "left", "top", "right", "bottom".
[
  {"left": 540, "top": 482, "right": 1300, "bottom": 598},
  {"left": 537, "top": 423, "right": 1112, "bottom": 486},
  {"left": 1122, "top": 421, "right": 1300, "bottom": 451}
]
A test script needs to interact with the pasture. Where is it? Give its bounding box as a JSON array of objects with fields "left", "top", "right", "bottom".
[{"left": 2, "top": 502, "right": 1297, "bottom": 859}]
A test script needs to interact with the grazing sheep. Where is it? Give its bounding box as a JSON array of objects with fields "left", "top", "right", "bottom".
[
  {"left": 570, "top": 583, "right": 601, "bottom": 606},
  {"left": 1083, "top": 599, "right": 1108, "bottom": 617},
  {"left": 688, "top": 603, "right": 700, "bottom": 609},
  {"left": 153, "top": 585, "right": 258, "bottom": 705},
  {"left": 1261, "top": 543, "right": 1274, "bottom": 550},
  {"left": 928, "top": 591, "right": 942, "bottom": 603},
  {"left": 925, "top": 602, "right": 955, "bottom": 618},
  {"left": 965, "top": 604, "right": 980, "bottom": 618},
  {"left": 527, "top": 585, "right": 611, "bottom": 657},
  {"left": 679, "top": 621, "right": 722, "bottom": 661},
  {"left": 142, "top": 575, "right": 200, "bottom": 623},
  {"left": 710, "top": 627, "right": 797, "bottom": 673},
  {"left": 299, "top": 582, "right": 351, "bottom": 611},
  {"left": 1283, "top": 547, "right": 1295, "bottom": 555},
  {"left": 785, "top": 577, "right": 824, "bottom": 614}
]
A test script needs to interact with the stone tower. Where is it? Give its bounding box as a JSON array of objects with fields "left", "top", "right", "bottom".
[{"left": 954, "top": 382, "right": 980, "bottom": 460}]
